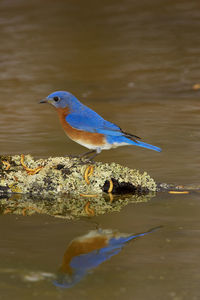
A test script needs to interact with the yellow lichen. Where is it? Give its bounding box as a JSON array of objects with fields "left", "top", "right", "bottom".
[{"left": 8, "top": 183, "right": 22, "bottom": 193}]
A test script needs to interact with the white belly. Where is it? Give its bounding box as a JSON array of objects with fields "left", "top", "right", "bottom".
[{"left": 75, "top": 139, "right": 128, "bottom": 151}]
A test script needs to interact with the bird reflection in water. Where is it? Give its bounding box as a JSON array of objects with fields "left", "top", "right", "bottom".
[{"left": 54, "top": 227, "right": 160, "bottom": 288}]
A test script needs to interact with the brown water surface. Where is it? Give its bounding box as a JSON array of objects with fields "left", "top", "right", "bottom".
[{"left": 0, "top": 0, "right": 200, "bottom": 299}]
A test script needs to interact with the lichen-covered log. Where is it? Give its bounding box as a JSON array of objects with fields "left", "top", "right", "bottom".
[
  {"left": 1, "top": 154, "right": 196, "bottom": 218},
  {"left": 0, "top": 154, "right": 158, "bottom": 218},
  {"left": 0, "top": 155, "right": 157, "bottom": 196}
]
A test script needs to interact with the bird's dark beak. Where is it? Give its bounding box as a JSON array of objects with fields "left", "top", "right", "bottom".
[{"left": 39, "top": 98, "right": 48, "bottom": 104}]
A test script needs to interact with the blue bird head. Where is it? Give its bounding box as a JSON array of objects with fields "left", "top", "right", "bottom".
[{"left": 40, "top": 91, "right": 80, "bottom": 109}]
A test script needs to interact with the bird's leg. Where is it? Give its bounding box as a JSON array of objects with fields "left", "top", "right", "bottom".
[
  {"left": 67, "top": 150, "right": 96, "bottom": 159},
  {"left": 87, "top": 151, "right": 99, "bottom": 161},
  {"left": 79, "top": 148, "right": 102, "bottom": 163},
  {"left": 71, "top": 148, "right": 102, "bottom": 164},
  {"left": 79, "top": 150, "right": 96, "bottom": 158},
  {"left": 86, "top": 148, "right": 101, "bottom": 161}
]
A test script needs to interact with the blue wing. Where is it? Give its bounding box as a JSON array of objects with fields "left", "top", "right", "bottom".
[
  {"left": 66, "top": 106, "right": 139, "bottom": 139},
  {"left": 66, "top": 109, "right": 124, "bottom": 136}
]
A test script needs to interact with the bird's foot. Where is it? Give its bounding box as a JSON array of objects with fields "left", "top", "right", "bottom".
[{"left": 67, "top": 150, "right": 98, "bottom": 165}]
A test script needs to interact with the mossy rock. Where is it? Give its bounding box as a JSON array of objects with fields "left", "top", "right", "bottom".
[
  {"left": 0, "top": 155, "right": 157, "bottom": 196},
  {"left": 0, "top": 154, "right": 157, "bottom": 218}
]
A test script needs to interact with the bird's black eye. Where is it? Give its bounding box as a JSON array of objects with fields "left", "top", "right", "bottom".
[{"left": 53, "top": 96, "right": 60, "bottom": 102}]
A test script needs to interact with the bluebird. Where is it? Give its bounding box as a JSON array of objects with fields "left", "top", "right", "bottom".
[
  {"left": 54, "top": 227, "right": 160, "bottom": 288},
  {"left": 40, "top": 91, "right": 161, "bottom": 159}
]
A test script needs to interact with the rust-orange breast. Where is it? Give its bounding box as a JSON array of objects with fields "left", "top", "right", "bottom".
[
  {"left": 56, "top": 107, "right": 105, "bottom": 146},
  {"left": 59, "top": 235, "right": 108, "bottom": 274}
]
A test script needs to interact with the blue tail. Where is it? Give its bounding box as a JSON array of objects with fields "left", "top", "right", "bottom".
[
  {"left": 133, "top": 140, "right": 161, "bottom": 152},
  {"left": 106, "top": 136, "right": 161, "bottom": 152}
]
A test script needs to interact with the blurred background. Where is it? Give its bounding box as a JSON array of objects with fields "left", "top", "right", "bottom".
[
  {"left": 0, "top": 1, "right": 200, "bottom": 299},
  {"left": 0, "top": 0, "right": 200, "bottom": 185}
]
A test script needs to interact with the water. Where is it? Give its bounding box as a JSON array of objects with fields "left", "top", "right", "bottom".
[{"left": 0, "top": 0, "right": 200, "bottom": 299}]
